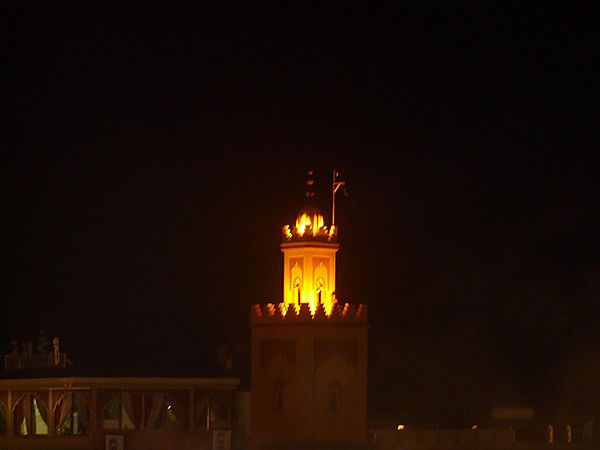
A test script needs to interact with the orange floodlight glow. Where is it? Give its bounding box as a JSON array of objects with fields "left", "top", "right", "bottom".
[{"left": 295, "top": 209, "right": 324, "bottom": 237}]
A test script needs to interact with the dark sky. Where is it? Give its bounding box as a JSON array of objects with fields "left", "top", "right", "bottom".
[{"left": 5, "top": 4, "right": 599, "bottom": 425}]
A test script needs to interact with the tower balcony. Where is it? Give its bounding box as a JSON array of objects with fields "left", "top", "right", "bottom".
[{"left": 251, "top": 302, "right": 367, "bottom": 325}]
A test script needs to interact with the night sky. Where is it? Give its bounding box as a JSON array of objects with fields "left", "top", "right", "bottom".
[{"left": 6, "top": 4, "right": 599, "bottom": 426}]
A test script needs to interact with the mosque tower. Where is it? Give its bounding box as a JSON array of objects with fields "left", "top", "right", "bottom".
[{"left": 250, "top": 170, "right": 368, "bottom": 450}]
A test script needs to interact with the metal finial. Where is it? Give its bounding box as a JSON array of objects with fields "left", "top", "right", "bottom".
[
  {"left": 332, "top": 169, "right": 346, "bottom": 226},
  {"left": 306, "top": 169, "right": 315, "bottom": 199}
]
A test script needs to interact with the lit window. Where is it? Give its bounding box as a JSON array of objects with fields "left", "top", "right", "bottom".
[
  {"left": 102, "top": 393, "right": 137, "bottom": 430},
  {"left": 146, "top": 393, "right": 182, "bottom": 430},
  {"left": 102, "top": 392, "right": 184, "bottom": 430},
  {"left": 13, "top": 394, "right": 48, "bottom": 435},
  {"left": 54, "top": 392, "right": 90, "bottom": 435},
  {"left": 293, "top": 278, "right": 301, "bottom": 303}
]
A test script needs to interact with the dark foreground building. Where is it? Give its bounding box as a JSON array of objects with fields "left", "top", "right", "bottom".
[{"left": 0, "top": 369, "right": 239, "bottom": 450}]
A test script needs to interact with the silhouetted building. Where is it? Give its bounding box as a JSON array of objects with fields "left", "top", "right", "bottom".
[
  {"left": 4, "top": 331, "right": 69, "bottom": 370},
  {"left": 0, "top": 370, "right": 239, "bottom": 450}
]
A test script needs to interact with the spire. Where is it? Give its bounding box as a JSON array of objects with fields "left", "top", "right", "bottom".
[{"left": 282, "top": 169, "right": 337, "bottom": 242}]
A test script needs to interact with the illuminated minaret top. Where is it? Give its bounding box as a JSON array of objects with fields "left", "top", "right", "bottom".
[
  {"left": 282, "top": 170, "right": 339, "bottom": 243},
  {"left": 278, "top": 170, "right": 346, "bottom": 315}
]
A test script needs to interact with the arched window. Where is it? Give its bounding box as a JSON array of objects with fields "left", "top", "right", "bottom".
[
  {"left": 13, "top": 394, "right": 48, "bottom": 435},
  {"left": 315, "top": 277, "right": 325, "bottom": 304},
  {"left": 291, "top": 262, "right": 302, "bottom": 304},
  {"left": 273, "top": 378, "right": 284, "bottom": 411},
  {"left": 328, "top": 381, "right": 341, "bottom": 412},
  {"left": 314, "top": 262, "right": 327, "bottom": 303},
  {"left": 293, "top": 278, "right": 301, "bottom": 304},
  {"left": 54, "top": 392, "right": 90, "bottom": 435}
]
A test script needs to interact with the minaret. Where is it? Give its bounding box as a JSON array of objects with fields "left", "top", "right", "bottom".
[
  {"left": 250, "top": 171, "right": 368, "bottom": 450},
  {"left": 281, "top": 170, "right": 340, "bottom": 315}
]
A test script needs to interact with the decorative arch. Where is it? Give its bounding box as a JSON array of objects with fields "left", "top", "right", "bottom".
[
  {"left": 291, "top": 262, "right": 303, "bottom": 303},
  {"left": 314, "top": 262, "right": 328, "bottom": 304},
  {"left": 314, "top": 262, "right": 328, "bottom": 290}
]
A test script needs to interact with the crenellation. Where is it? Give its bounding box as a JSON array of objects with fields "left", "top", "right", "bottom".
[
  {"left": 342, "top": 302, "right": 350, "bottom": 317},
  {"left": 313, "top": 302, "right": 327, "bottom": 320},
  {"left": 329, "top": 303, "right": 343, "bottom": 318},
  {"left": 298, "top": 302, "right": 312, "bottom": 319},
  {"left": 250, "top": 302, "right": 368, "bottom": 324},
  {"left": 266, "top": 303, "right": 275, "bottom": 316},
  {"left": 356, "top": 303, "right": 366, "bottom": 321},
  {"left": 251, "top": 304, "right": 263, "bottom": 319},
  {"left": 275, "top": 303, "right": 286, "bottom": 319}
]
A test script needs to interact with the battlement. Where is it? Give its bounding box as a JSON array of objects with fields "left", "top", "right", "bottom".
[
  {"left": 251, "top": 302, "right": 367, "bottom": 324},
  {"left": 282, "top": 224, "right": 338, "bottom": 242}
]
